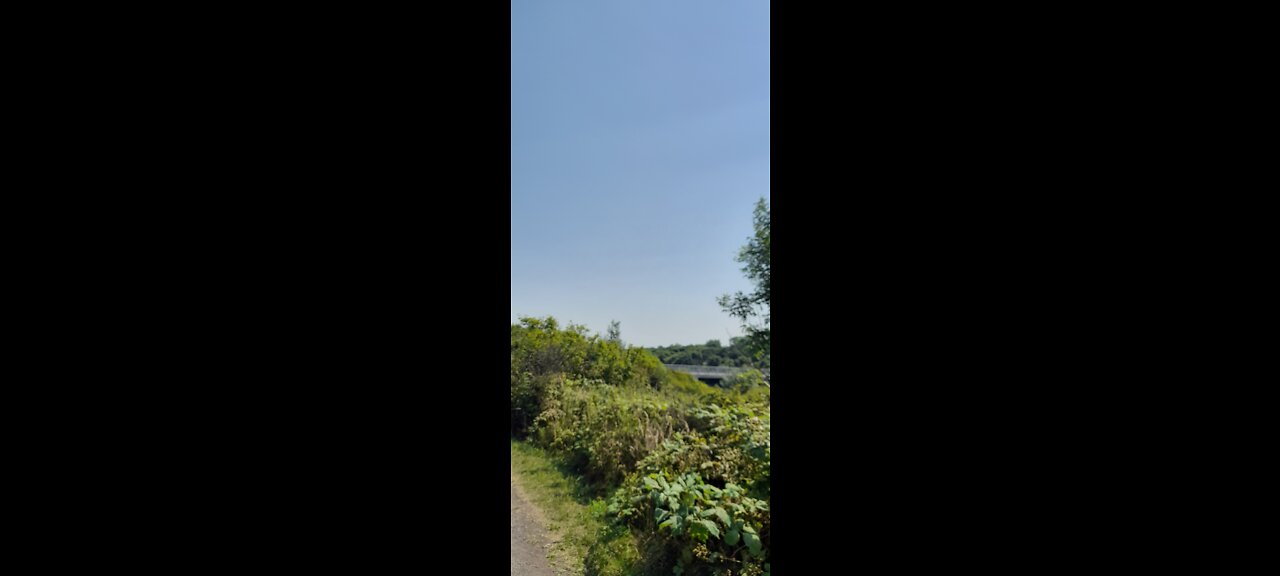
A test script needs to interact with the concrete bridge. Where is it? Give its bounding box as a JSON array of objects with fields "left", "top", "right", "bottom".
[{"left": 663, "top": 364, "right": 750, "bottom": 386}]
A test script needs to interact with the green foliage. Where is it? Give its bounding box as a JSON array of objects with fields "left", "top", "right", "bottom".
[
  {"left": 610, "top": 472, "right": 769, "bottom": 576},
  {"left": 512, "top": 439, "right": 642, "bottom": 576},
  {"left": 607, "top": 320, "right": 623, "bottom": 345},
  {"left": 688, "top": 404, "right": 770, "bottom": 500},
  {"left": 610, "top": 403, "right": 771, "bottom": 575},
  {"left": 718, "top": 198, "right": 770, "bottom": 363},
  {"left": 647, "top": 337, "right": 769, "bottom": 372},
  {"left": 627, "top": 404, "right": 770, "bottom": 498},
  {"left": 512, "top": 316, "right": 681, "bottom": 437},
  {"left": 719, "top": 369, "right": 767, "bottom": 394},
  {"left": 512, "top": 316, "right": 667, "bottom": 392},
  {"left": 513, "top": 315, "right": 770, "bottom": 575},
  {"left": 584, "top": 523, "right": 643, "bottom": 576},
  {"left": 533, "top": 377, "right": 689, "bottom": 487}
]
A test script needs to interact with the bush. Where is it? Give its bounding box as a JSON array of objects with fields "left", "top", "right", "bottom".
[
  {"left": 533, "top": 378, "right": 692, "bottom": 488},
  {"left": 610, "top": 472, "right": 769, "bottom": 576},
  {"left": 720, "top": 369, "right": 766, "bottom": 394},
  {"left": 513, "top": 317, "right": 770, "bottom": 575},
  {"left": 609, "top": 403, "right": 771, "bottom": 575}
]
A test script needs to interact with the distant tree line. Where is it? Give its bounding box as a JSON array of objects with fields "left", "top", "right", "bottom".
[{"left": 646, "top": 337, "right": 770, "bottom": 371}]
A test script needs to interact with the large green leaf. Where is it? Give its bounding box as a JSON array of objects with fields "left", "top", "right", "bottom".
[
  {"left": 743, "top": 531, "right": 761, "bottom": 554},
  {"left": 699, "top": 519, "right": 721, "bottom": 539},
  {"left": 725, "top": 528, "right": 740, "bottom": 546}
]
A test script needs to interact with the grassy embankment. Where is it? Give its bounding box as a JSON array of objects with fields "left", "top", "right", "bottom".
[{"left": 511, "top": 438, "right": 642, "bottom": 576}]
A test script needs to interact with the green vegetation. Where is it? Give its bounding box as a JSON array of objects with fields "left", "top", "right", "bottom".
[
  {"left": 512, "top": 439, "right": 641, "bottom": 576},
  {"left": 718, "top": 198, "right": 770, "bottom": 362},
  {"left": 511, "top": 197, "right": 771, "bottom": 576},
  {"left": 646, "top": 338, "right": 770, "bottom": 372},
  {"left": 512, "top": 317, "right": 769, "bottom": 576}
]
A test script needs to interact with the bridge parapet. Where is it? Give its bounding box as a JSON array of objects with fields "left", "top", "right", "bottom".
[{"left": 663, "top": 364, "right": 747, "bottom": 378}]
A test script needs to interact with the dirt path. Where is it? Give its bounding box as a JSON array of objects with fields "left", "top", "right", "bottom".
[{"left": 511, "top": 476, "right": 556, "bottom": 576}]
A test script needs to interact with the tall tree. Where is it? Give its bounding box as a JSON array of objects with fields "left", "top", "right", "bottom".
[{"left": 719, "top": 198, "right": 770, "bottom": 361}]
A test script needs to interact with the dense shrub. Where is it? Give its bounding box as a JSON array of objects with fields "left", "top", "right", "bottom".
[
  {"left": 648, "top": 338, "right": 770, "bottom": 371},
  {"left": 609, "top": 403, "right": 771, "bottom": 575},
  {"left": 719, "top": 369, "right": 767, "bottom": 394},
  {"left": 610, "top": 473, "right": 769, "bottom": 576},
  {"left": 532, "top": 377, "right": 690, "bottom": 487},
  {"left": 512, "top": 316, "right": 770, "bottom": 575}
]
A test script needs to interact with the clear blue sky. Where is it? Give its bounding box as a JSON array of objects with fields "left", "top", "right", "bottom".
[{"left": 511, "top": 0, "right": 769, "bottom": 348}]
